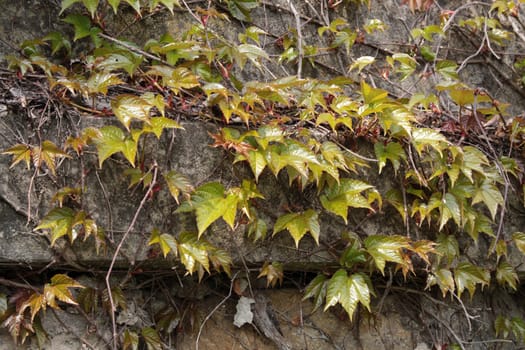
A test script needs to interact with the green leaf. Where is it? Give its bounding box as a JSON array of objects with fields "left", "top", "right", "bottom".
[
  {"left": 258, "top": 261, "right": 284, "bottom": 287},
  {"left": 146, "top": 66, "right": 199, "bottom": 94},
  {"left": 411, "top": 128, "right": 449, "bottom": 157},
  {"left": 364, "top": 235, "right": 410, "bottom": 274},
  {"left": 148, "top": 228, "right": 178, "bottom": 258},
  {"left": 123, "top": 329, "right": 139, "bottom": 350},
  {"left": 95, "top": 51, "right": 143, "bottom": 76},
  {"left": 112, "top": 94, "right": 153, "bottom": 131},
  {"left": 454, "top": 262, "right": 490, "bottom": 298},
  {"left": 43, "top": 31, "right": 72, "bottom": 56},
  {"left": 143, "top": 117, "right": 182, "bottom": 139},
  {"left": 374, "top": 141, "right": 406, "bottom": 174},
  {"left": 426, "top": 268, "right": 455, "bottom": 297},
  {"left": 339, "top": 242, "right": 367, "bottom": 268},
  {"left": 227, "top": 0, "right": 258, "bottom": 22},
  {"left": 107, "top": 0, "right": 121, "bottom": 13},
  {"left": 94, "top": 126, "right": 137, "bottom": 167},
  {"left": 472, "top": 179, "right": 504, "bottom": 220},
  {"left": 439, "top": 192, "right": 461, "bottom": 230},
  {"left": 86, "top": 71, "right": 123, "bottom": 95},
  {"left": 435, "top": 234, "right": 459, "bottom": 266},
  {"left": 141, "top": 327, "right": 162, "bottom": 350},
  {"left": 2, "top": 143, "right": 32, "bottom": 170},
  {"left": 303, "top": 274, "right": 328, "bottom": 312},
  {"left": 163, "top": 171, "right": 193, "bottom": 204},
  {"left": 247, "top": 213, "right": 268, "bottom": 241},
  {"left": 324, "top": 270, "right": 371, "bottom": 321},
  {"left": 496, "top": 261, "right": 519, "bottom": 291},
  {"left": 177, "top": 232, "right": 210, "bottom": 275},
  {"left": 44, "top": 274, "right": 84, "bottom": 309},
  {"left": 0, "top": 293, "right": 7, "bottom": 317},
  {"left": 62, "top": 14, "right": 92, "bottom": 41},
  {"left": 320, "top": 179, "right": 375, "bottom": 223},
  {"left": 361, "top": 81, "right": 388, "bottom": 105},
  {"left": 512, "top": 232, "right": 525, "bottom": 255},
  {"left": 36, "top": 207, "right": 75, "bottom": 245},
  {"left": 273, "top": 209, "right": 320, "bottom": 247},
  {"left": 237, "top": 44, "right": 270, "bottom": 69},
  {"left": 149, "top": 0, "right": 181, "bottom": 14},
  {"left": 349, "top": 56, "right": 375, "bottom": 73}
]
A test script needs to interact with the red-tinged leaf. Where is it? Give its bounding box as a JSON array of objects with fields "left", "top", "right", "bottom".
[
  {"left": 148, "top": 228, "right": 178, "bottom": 258},
  {"left": 2, "top": 144, "right": 32, "bottom": 170},
  {"left": 20, "top": 293, "right": 46, "bottom": 322},
  {"left": 141, "top": 327, "right": 162, "bottom": 350},
  {"left": 43, "top": 274, "right": 83, "bottom": 309},
  {"left": 32, "top": 140, "right": 71, "bottom": 176},
  {"left": 112, "top": 94, "right": 153, "bottom": 131},
  {"left": 273, "top": 209, "right": 320, "bottom": 247},
  {"left": 257, "top": 261, "right": 283, "bottom": 288},
  {"left": 364, "top": 235, "right": 410, "bottom": 274}
]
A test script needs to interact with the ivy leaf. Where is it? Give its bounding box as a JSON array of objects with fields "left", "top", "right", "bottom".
[
  {"left": 339, "top": 241, "right": 367, "bottom": 268},
  {"left": 177, "top": 232, "right": 210, "bottom": 275},
  {"left": 143, "top": 116, "right": 183, "bottom": 139},
  {"left": 374, "top": 141, "right": 406, "bottom": 174},
  {"left": 273, "top": 209, "right": 320, "bottom": 247},
  {"left": 2, "top": 143, "right": 32, "bottom": 170},
  {"left": 227, "top": 0, "right": 258, "bottom": 22},
  {"left": 112, "top": 94, "right": 153, "bottom": 131},
  {"left": 303, "top": 274, "right": 328, "bottom": 312},
  {"left": 426, "top": 268, "right": 455, "bottom": 297},
  {"left": 435, "top": 234, "right": 459, "bottom": 266},
  {"left": 94, "top": 125, "right": 137, "bottom": 167},
  {"left": 258, "top": 261, "right": 283, "bottom": 288},
  {"left": 148, "top": 228, "right": 178, "bottom": 258},
  {"left": 123, "top": 329, "right": 139, "bottom": 350},
  {"left": 512, "top": 232, "right": 525, "bottom": 255},
  {"left": 62, "top": 14, "right": 92, "bottom": 41},
  {"left": 454, "top": 262, "right": 490, "bottom": 299},
  {"left": 146, "top": 66, "right": 199, "bottom": 94},
  {"left": 43, "top": 31, "right": 71, "bottom": 56},
  {"left": 208, "top": 246, "right": 232, "bottom": 276},
  {"left": 141, "top": 327, "right": 162, "bottom": 350},
  {"left": 86, "top": 71, "right": 123, "bottom": 96},
  {"left": 472, "top": 179, "right": 504, "bottom": 220},
  {"left": 320, "top": 179, "right": 375, "bottom": 224},
  {"left": 364, "top": 235, "right": 410, "bottom": 274},
  {"left": 163, "top": 170, "right": 194, "bottom": 204},
  {"left": 20, "top": 293, "right": 46, "bottom": 322},
  {"left": 0, "top": 293, "right": 7, "bottom": 316},
  {"left": 35, "top": 207, "right": 75, "bottom": 245},
  {"left": 247, "top": 215, "right": 268, "bottom": 241},
  {"left": 95, "top": 51, "right": 143, "bottom": 76},
  {"left": 411, "top": 128, "right": 449, "bottom": 157},
  {"left": 361, "top": 81, "right": 389, "bottom": 105},
  {"left": 149, "top": 0, "right": 181, "bottom": 14},
  {"left": 43, "top": 274, "right": 84, "bottom": 309},
  {"left": 107, "top": 0, "right": 122, "bottom": 13},
  {"left": 438, "top": 192, "right": 461, "bottom": 230},
  {"left": 324, "top": 270, "right": 371, "bottom": 321},
  {"left": 32, "top": 140, "right": 71, "bottom": 176},
  {"left": 237, "top": 44, "right": 269, "bottom": 69},
  {"left": 349, "top": 56, "right": 375, "bottom": 73},
  {"left": 496, "top": 261, "right": 519, "bottom": 291}
]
